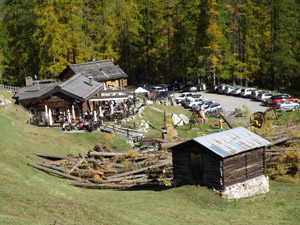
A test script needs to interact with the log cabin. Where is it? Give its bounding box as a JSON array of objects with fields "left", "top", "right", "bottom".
[
  {"left": 170, "top": 127, "right": 271, "bottom": 199},
  {"left": 14, "top": 74, "right": 104, "bottom": 123},
  {"left": 58, "top": 60, "right": 128, "bottom": 89}
]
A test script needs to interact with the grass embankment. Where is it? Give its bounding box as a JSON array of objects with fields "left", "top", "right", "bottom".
[
  {"left": 126, "top": 104, "right": 222, "bottom": 138},
  {"left": 1, "top": 91, "right": 300, "bottom": 224}
]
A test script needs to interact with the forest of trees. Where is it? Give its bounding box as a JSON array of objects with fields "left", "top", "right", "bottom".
[{"left": 0, "top": 0, "right": 300, "bottom": 90}]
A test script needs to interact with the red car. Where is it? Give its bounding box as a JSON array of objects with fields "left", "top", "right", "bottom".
[{"left": 269, "top": 94, "right": 299, "bottom": 105}]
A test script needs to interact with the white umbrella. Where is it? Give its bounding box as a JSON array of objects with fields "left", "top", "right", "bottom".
[
  {"left": 110, "top": 102, "right": 114, "bottom": 114},
  {"left": 49, "top": 108, "right": 53, "bottom": 126},
  {"left": 45, "top": 105, "right": 48, "bottom": 121},
  {"left": 67, "top": 109, "right": 71, "bottom": 122},
  {"left": 94, "top": 110, "right": 97, "bottom": 121},
  {"left": 99, "top": 106, "right": 103, "bottom": 117},
  {"left": 72, "top": 105, "right": 76, "bottom": 120},
  {"left": 134, "top": 87, "right": 149, "bottom": 93}
]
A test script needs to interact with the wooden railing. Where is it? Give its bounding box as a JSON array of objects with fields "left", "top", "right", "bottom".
[{"left": 0, "top": 84, "right": 20, "bottom": 93}]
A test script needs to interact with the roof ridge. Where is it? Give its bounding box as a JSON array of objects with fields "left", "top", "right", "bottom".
[
  {"left": 59, "top": 73, "right": 82, "bottom": 88},
  {"left": 69, "top": 60, "right": 111, "bottom": 67}
]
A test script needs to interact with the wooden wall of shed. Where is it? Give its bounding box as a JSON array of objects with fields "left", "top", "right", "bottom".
[
  {"left": 172, "top": 149, "right": 194, "bottom": 185},
  {"left": 203, "top": 153, "right": 222, "bottom": 188},
  {"left": 223, "top": 148, "right": 264, "bottom": 187},
  {"left": 172, "top": 145, "right": 222, "bottom": 188}
]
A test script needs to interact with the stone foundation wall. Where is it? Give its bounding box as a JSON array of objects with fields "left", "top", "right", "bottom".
[{"left": 221, "top": 175, "right": 269, "bottom": 199}]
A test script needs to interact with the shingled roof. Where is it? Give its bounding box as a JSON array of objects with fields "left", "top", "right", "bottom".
[
  {"left": 14, "top": 73, "right": 104, "bottom": 104},
  {"left": 59, "top": 60, "right": 128, "bottom": 81},
  {"left": 14, "top": 82, "right": 60, "bottom": 101},
  {"left": 57, "top": 73, "right": 105, "bottom": 101}
]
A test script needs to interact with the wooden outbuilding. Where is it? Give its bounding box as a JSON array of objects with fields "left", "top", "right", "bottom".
[
  {"left": 58, "top": 60, "right": 128, "bottom": 89},
  {"left": 170, "top": 127, "right": 271, "bottom": 190}
]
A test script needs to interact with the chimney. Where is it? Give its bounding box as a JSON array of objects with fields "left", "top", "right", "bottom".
[
  {"left": 25, "top": 76, "right": 33, "bottom": 86},
  {"left": 89, "top": 76, "right": 93, "bottom": 85},
  {"left": 34, "top": 81, "right": 40, "bottom": 91}
]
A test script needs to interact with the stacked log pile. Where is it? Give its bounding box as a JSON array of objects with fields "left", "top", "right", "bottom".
[{"left": 29, "top": 149, "right": 173, "bottom": 189}]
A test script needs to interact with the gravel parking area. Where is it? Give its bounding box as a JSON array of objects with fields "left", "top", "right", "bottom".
[{"left": 175, "top": 91, "right": 268, "bottom": 115}]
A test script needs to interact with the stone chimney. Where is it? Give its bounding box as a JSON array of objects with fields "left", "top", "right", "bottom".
[
  {"left": 34, "top": 81, "right": 40, "bottom": 91},
  {"left": 89, "top": 76, "right": 93, "bottom": 85},
  {"left": 25, "top": 76, "right": 33, "bottom": 86}
]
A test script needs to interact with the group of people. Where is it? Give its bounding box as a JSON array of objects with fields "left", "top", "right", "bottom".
[{"left": 60, "top": 98, "right": 135, "bottom": 132}]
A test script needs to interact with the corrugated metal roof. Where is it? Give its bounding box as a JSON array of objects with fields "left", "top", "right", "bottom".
[{"left": 192, "top": 127, "right": 270, "bottom": 158}]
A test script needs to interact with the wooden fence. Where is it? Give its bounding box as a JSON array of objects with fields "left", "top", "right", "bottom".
[
  {"left": 0, "top": 85, "right": 20, "bottom": 93},
  {"left": 103, "top": 105, "right": 143, "bottom": 123},
  {"left": 99, "top": 124, "right": 140, "bottom": 141}
]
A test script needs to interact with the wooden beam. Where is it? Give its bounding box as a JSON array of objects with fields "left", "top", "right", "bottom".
[{"left": 106, "top": 161, "right": 171, "bottom": 180}]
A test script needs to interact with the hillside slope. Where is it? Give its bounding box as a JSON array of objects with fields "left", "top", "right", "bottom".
[{"left": 0, "top": 91, "right": 300, "bottom": 224}]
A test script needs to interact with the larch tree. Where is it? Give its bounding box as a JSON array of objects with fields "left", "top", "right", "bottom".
[{"left": 206, "top": 0, "right": 223, "bottom": 86}]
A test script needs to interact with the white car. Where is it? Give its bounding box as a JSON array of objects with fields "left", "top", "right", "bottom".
[
  {"left": 276, "top": 101, "right": 299, "bottom": 112},
  {"left": 224, "top": 86, "right": 236, "bottom": 95},
  {"left": 185, "top": 98, "right": 204, "bottom": 108},
  {"left": 240, "top": 88, "right": 256, "bottom": 97},
  {"left": 182, "top": 94, "right": 203, "bottom": 106},
  {"left": 257, "top": 92, "right": 273, "bottom": 102},
  {"left": 231, "top": 87, "right": 242, "bottom": 96},
  {"left": 189, "top": 86, "right": 198, "bottom": 92},
  {"left": 175, "top": 92, "right": 193, "bottom": 103},
  {"left": 250, "top": 90, "right": 266, "bottom": 99}
]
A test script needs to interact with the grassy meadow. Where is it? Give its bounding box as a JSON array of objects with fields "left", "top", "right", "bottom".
[{"left": 0, "top": 90, "right": 300, "bottom": 224}]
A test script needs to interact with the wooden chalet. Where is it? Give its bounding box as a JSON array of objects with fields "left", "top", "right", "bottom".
[
  {"left": 170, "top": 127, "right": 270, "bottom": 190},
  {"left": 58, "top": 60, "right": 128, "bottom": 89},
  {"left": 14, "top": 74, "right": 104, "bottom": 123}
]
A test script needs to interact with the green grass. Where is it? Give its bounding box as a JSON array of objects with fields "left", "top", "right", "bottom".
[
  {"left": 1, "top": 91, "right": 300, "bottom": 224},
  {"left": 125, "top": 104, "right": 222, "bottom": 138}
]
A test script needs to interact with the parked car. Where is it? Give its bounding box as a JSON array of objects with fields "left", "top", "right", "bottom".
[
  {"left": 193, "top": 100, "right": 215, "bottom": 112},
  {"left": 182, "top": 94, "right": 203, "bottom": 106},
  {"left": 231, "top": 87, "right": 242, "bottom": 96},
  {"left": 203, "top": 103, "right": 223, "bottom": 116},
  {"left": 240, "top": 88, "right": 256, "bottom": 98},
  {"left": 224, "top": 86, "right": 236, "bottom": 95},
  {"left": 156, "top": 91, "right": 169, "bottom": 99},
  {"left": 276, "top": 101, "right": 300, "bottom": 111},
  {"left": 197, "top": 83, "right": 206, "bottom": 91},
  {"left": 250, "top": 90, "right": 266, "bottom": 99},
  {"left": 211, "top": 85, "right": 218, "bottom": 93},
  {"left": 175, "top": 92, "right": 193, "bottom": 103},
  {"left": 257, "top": 92, "right": 273, "bottom": 102},
  {"left": 185, "top": 98, "right": 204, "bottom": 108},
  {"left": 189, "top": 86, "right": 198, "bottom": 92},
  {"left": 149, "top": 86, "right": 164, "bottom": 92},
  {"left": 168, "top": 83, "right": 181, "bottom": 92},
  {"left": 269, "top": 94, "right": 299, "bottom": 105},
  {"left": 217, "top": 85, "right": 228, "bottom": 94}
]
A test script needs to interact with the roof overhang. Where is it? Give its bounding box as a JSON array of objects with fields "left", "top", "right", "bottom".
[{"left": 89, "top": 95, "right": 129, "bottom": 102}]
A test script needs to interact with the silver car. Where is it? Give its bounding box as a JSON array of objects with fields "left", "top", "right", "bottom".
[{"left": 276, "top": 101, "right": 299, "bottom": 111}]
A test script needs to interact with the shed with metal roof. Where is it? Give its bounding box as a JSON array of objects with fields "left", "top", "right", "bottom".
[{"left": 170, "top": 127, "right": 270, "bottom": 189}]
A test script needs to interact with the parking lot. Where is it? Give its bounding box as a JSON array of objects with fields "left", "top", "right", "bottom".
[{"left": 175, "top": 91, "right": 268, "bottom": 115}]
